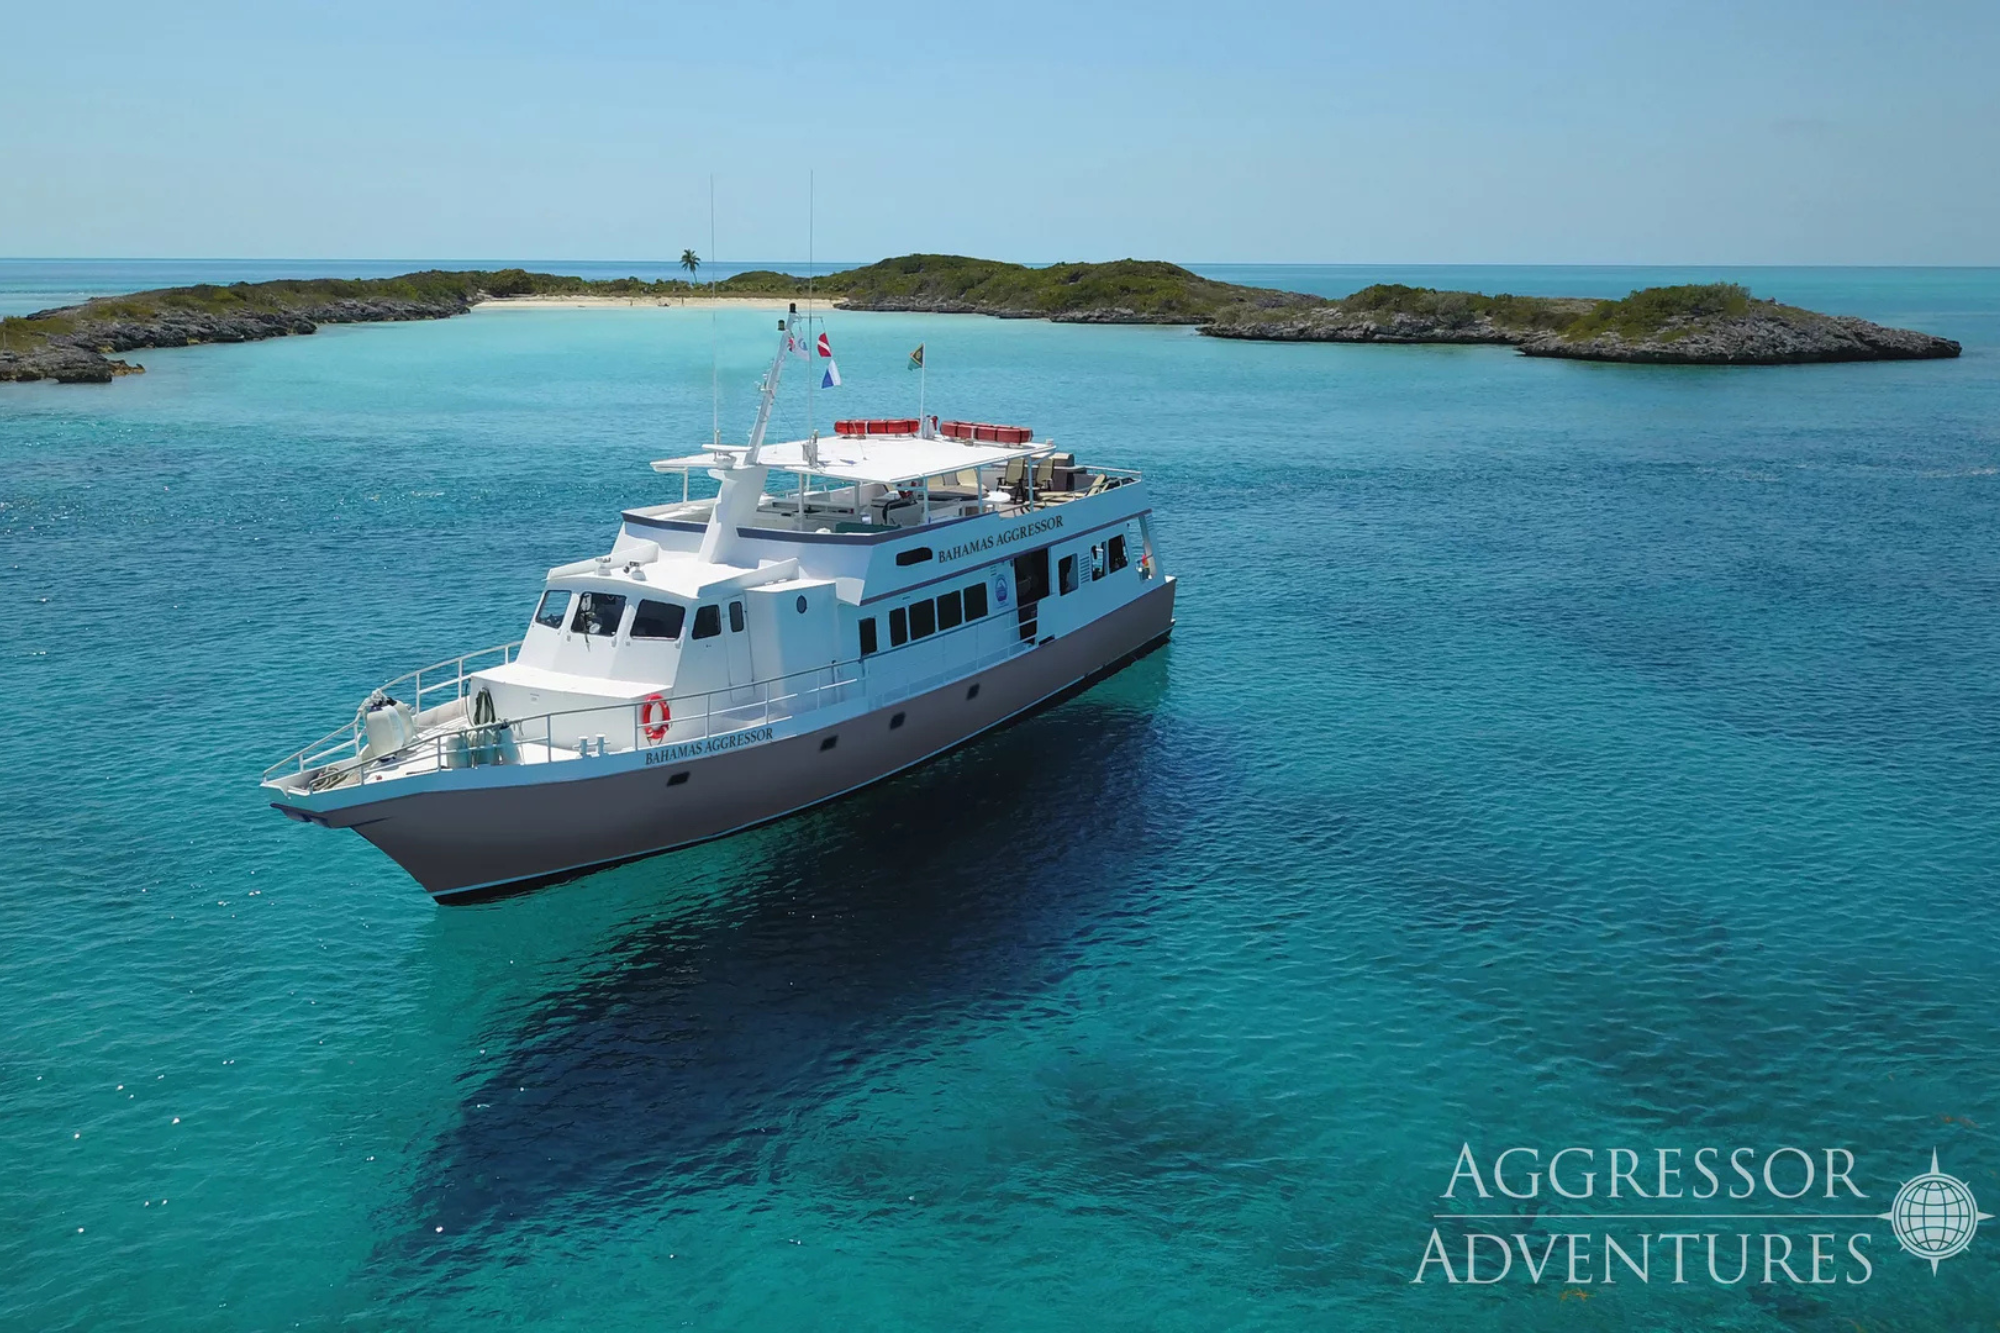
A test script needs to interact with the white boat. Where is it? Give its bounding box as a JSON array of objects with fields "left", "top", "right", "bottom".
[{"left": 263, "top": 309, "right": 1177, "bottom": 901}]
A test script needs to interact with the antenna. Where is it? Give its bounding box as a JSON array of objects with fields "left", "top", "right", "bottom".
[
  {"left": 709, "top": 173, "right": 719, "bottom": 447},
  {"left": 805, "top": 170, "right": 816, "bottom": 451}
]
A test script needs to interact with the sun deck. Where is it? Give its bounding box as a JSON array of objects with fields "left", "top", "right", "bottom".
[{"left": 647, "top": 431, "right": 1136, "bottom": 536}]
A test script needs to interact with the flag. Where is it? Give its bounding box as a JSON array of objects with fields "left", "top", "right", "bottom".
[
  {"left": 908, "top": 344, "right": 924, "bottom": 370},
  {"left": 816, "top": 331, "right": 840, "bottom": 387},
  {"left": 817, "top": 332, "right": 834, "bottom": 358},
  {"left": 786, "top": 331, "right": 809, "bottom": 359}
]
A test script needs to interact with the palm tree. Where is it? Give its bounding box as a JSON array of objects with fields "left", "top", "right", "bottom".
[{"left": 680, "top": 249, "right": 700, "bottom": 304}]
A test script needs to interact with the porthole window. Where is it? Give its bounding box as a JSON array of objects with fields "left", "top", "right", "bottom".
[{"left": 796, "top": 594, "right": 809, "bottom": 614}]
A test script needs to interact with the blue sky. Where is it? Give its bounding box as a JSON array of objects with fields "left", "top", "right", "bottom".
[{"left": 4, "top": 0, "right": 1996, "bottom": 264}]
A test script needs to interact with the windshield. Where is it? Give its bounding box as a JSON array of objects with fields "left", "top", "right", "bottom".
[{"left": 533, "top": 589, "right": 570, "bottom": 629}]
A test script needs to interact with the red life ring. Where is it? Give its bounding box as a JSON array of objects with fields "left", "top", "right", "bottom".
[{"left": 640, "top": 693, "right": 671, "bottom": 743}]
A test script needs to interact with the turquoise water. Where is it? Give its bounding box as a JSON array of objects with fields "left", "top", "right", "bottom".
[{"left": 3, "top": 264, "right": 1999, "bottom": 1330}]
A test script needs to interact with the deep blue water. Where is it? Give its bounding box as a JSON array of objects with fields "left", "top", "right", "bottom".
[{"left": 3, "top": 263, "right": 1998, "bottom": 1330}]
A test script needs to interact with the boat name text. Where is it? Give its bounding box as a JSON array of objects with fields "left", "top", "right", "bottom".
[
  {"left": 645, "top": 725, "right": 776, "bottom": 765},
  {"left": 933, "top": 514, "right": 1066, "bottom": 565}
]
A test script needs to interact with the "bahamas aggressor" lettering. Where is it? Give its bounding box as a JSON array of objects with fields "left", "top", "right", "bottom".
[
  {"left": 644, "top": 725, "right": 775, "bottom": 765},
  {"left": 934, "top": 514, "right": 1065, "bottom": 565}
]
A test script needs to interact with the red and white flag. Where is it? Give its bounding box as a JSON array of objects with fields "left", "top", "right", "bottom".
[{"left": 817, "top": 332, "right": 841, "bottom": 388}]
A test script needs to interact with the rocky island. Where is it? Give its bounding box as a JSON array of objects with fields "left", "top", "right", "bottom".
[
  {"left": 0, "top": 257, "right": 1959, "bottom": 384},
  {"left": 1200, "top": 280, "right": 1963, "bottom": 365}
]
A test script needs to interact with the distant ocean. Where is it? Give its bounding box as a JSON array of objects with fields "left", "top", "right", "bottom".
[{"left": 3, "top": 260, "right": 1998, "bottom": 1330}]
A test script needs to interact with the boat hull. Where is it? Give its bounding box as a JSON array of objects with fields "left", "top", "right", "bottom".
[{"left": 317, "top": 579, "right": 1175, "bottom": 900}]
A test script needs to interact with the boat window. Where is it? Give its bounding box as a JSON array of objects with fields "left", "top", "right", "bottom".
[
  {"left": 728, "top": 600, "right": 746, "bottom": 633},
  {"left": 910, "top": 599, "right": 937, "bottom": 639},
  {"left": 963, "top": 582, "right": 988, "bottom": 620},
  {"left": 895, "top": 546, "right": 934, "bottom": 567},
  {"left": 860, "top": 617, "right": 879, "bottom": 656},
  {"left": 692, "top": 604, "right": 721, "bottom": 640},
  {"left": 1058, "top": 554, "right": 1078, "bottom": 595},
  {"left": 1091, "top": 543, "right": 1106, "bottom": 581},
  {"left": 631, "top": 599, "right": 686, "bottom": 640},
  {"left": 937, "top": 589, "right": 963, "bottom": 631},
  {"left": 889, "top": 607, "right": 908, "bottom": 647},
  {"left": 570, "top": 591, "right": 626, "bottom": 637},
  {"left": 534, "top": 589, "right": 571, "bottom": 629},
  {"left": 1108, "top": 533, "right": 1128, "bottom": 573},
  {"left": 1013, "top": 548, "right": 1050, "bottom": 603}
]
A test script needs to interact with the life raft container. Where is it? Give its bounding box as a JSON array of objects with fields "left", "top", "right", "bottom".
[
  {"left": 833, "top": 418, "right": 922, "bottom": 437},
  {"left": 640, "top": 693, "right": 672, "bottom": 743},
  {"left": 939, "top": 420, "right": 1033, "bottom": 445}
]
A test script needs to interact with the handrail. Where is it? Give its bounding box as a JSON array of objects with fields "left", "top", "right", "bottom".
[{"left": 263, "top": 607, "right": 1035, "bottom": 788}]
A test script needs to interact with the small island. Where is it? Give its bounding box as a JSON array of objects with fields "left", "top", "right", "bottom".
[
  {"left": 1200, "top": 280, "right": 1963, "bottom": 365},
  {"left": 0, "top": 256, "right": 1959, "bottom": 384}
]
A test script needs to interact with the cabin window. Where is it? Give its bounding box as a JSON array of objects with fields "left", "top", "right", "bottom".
[
  {"left": 534, "top": 589, "right": 571, "bottom": 629},
  {"left": 889, "top": 607, "right": 908, "bottom": 647},
  {"left": 1058, "top": 554, "right": 1078, "bottom": 595},
  {"left": 963, "top": 582, "right": 988, "bottom": 620},
  {"left": 631, "top": 599, "right": 686, "bottom": 640},
  {"left": 1013, "top": 548, "right": 1050, "bottom": 603},
  {"left": 1107, "top": 533, "right": 1128, "bottom": 573},
  {"left": 692, "top": 605, "right": 721, "bottom": 640},
  {"left": 895, "top": 546, "right": 934, "bottom": 567},
  {"left": 728, "top": 600, "right": 746, "bottom": 633},
  {"left": 570, "top": 591, "right": 626, "bottom": 637},
  {"left": 937, "top": 589, "right": 963, "bottom": 631},
  {"left": 860, "top": 617, "right": 878, "bottom": 656},
  {"left": 910, "top": 599, "right": 937, "bottom": 639},
  {"left": 1091, "top": 543, "right": 1106, "bottom": 581}
]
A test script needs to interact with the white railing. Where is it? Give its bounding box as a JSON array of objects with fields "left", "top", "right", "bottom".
[
  {"left": 261, "top": 641, "right": 521, "bottom": 786},
  {"left": 264, "top": 612, "right": 1037, "bottom": 792}
]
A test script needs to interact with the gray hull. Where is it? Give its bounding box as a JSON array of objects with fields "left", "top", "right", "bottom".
[{"left": 326, "top": 580, "right": 1175, "bottom": 899}]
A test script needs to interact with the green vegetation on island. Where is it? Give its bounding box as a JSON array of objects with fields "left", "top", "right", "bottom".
[
  {"left": 1203, "top": 280, "right": 1961, "bottom": 364},
  {"left": 0, "top": 261, "right": 1961, "bottom": 384}
]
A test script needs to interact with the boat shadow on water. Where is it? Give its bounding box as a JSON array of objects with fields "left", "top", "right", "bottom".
[{"left": 371, "top": 660, "right": 1203, "bottom": 1277}]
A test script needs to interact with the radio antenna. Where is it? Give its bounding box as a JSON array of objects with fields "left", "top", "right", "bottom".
[{"left": 709, "top": 173, "right": 719, "bottom": 447}]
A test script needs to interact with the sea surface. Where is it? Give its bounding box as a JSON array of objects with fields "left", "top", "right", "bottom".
[{"left": 2, "top": 261, "right": 1998, "bottom": 1330}]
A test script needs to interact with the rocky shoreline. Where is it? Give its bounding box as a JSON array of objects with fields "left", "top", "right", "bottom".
[
  {"left": 1, "top": 292, "right": 473, "bottom": 383},
  {"left": 0, "top": 263, "right": 1965, "bottom": 383},
  {"left": 1200, "top": 286, "right": 1961, "bottom": 365}
]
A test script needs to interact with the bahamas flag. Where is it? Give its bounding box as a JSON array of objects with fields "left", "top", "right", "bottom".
[
  {"left": 817, "top": 331, "right": 841, "bottom": 387},
  {"left": 908, "top": 344, "right": 924, "bottom": 370}
]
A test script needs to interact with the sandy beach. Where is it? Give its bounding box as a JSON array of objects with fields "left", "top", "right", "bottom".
[{"left": 472, "top": 295, "right": 839, "bottom": 312}]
